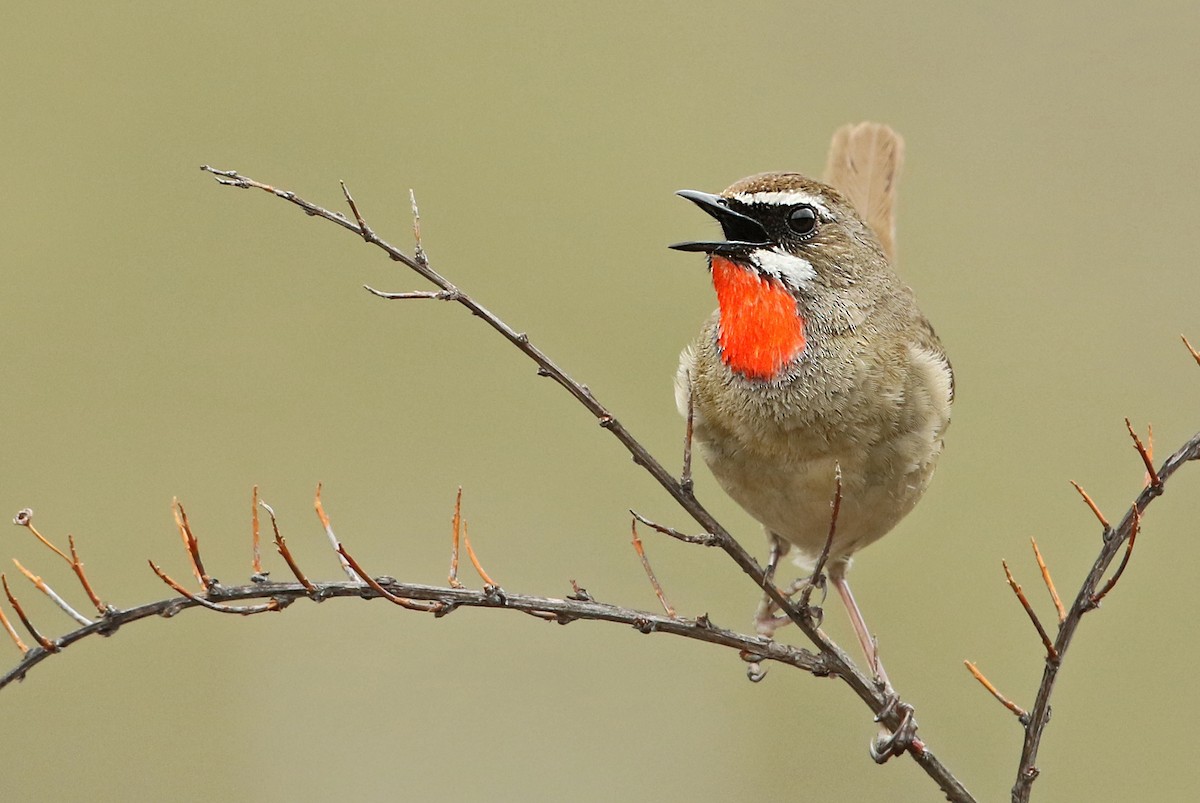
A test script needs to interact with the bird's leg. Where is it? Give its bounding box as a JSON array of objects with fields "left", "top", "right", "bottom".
[
  {"left": 831, "top": 574, "right": 891, "bottom": 690},
  {"left": 832, "top": 573, "right": 923, "bottom": 758},
  {"left": 753, "top": 533, "right": 790, "bottom": 638}
]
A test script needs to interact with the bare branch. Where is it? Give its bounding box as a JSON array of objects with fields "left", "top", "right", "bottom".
[
  {"left": 1087, "top": 509, "right": 1139, "bottom": 609},
  {"left": 963, "top": 661, "right": 1027, "bottom": 722},
  {"left": 1002, "top": 560, "right": 1058, "bottom": 663},
  {"left": 335, "top": 545, "right": 442, "bottom": 612},
  {"left": 1, "top": 575, "right": 56, "bottom": 653},
  {"left": 630, "top": 519, "right": 676, "bottom": 618},
  {"left": 1183, "top": 334, "right": 1200, "bottom": 367},
  {"left": 172, "top": 498, "right": 211, "bottom": 589},
  {"left": 12, "top": 559, "right": 93, "bottom": 626},
  {"left": 67, "top": 536, "right": 107, "bottom": 616},
  {"left": 461, "top": 523, "right": 497, "bottom": 589},
  {"left": 12, "top": 509, "right": 72, "bottom": 565},
  {"left": 1, "top": 570, "right": 824, "bottom": 693},
  {"left": 681, "top": 369, "right": 695, "bottom": 493},
  {"left": 799, "top": 465, "right": 842, "bottom": 612},
  {"left": 628, "top": 510, "right": 719, "bottom": 547},
  {"left": 260, "top": 501, "right": 316, "bottom": 593},
  {"left": 1013, "top": 430, "right": 1200, "bottom": 802},
  {"left": 410, "top": 189, "right": 428, "bottom": 267},
  {"left": 0, "top": 602, "right": 29, "bottom": 655},
  {"left": 1068, "top": 481, "right": 1110, "bottom": 532},
  {"left": 1124, "top": 419, "right": 1161, "bottom": 490},
  {"left": 1030, "top": 538, "right": 1066, "bottom": 624},
  {"left": 147, "top": 561, "right": 279, "bottom": 615},
  {"left": 251, "top": 485, "right": 264, "bottom": 577},
  {"left": 314, "top": 483, "right": 358, "bottom": 581},
  {"left": 447, "top": 487, "right": 465, "bottom": 588}
]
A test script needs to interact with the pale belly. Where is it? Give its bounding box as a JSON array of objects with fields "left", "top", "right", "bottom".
[{"left": 700, "top": 434, "right": 935, "bottom": 571}]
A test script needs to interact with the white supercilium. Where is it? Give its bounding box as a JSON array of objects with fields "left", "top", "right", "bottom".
[{"left": 730, "top": 191, "right": 833, "bottom": 219}]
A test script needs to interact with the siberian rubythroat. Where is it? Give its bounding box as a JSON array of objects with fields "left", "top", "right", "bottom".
[{"left": 670, "top": 123, "right": 953, "bottom": 684}]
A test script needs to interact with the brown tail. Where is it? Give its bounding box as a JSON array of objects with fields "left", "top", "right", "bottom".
[{"left": 823, "top": 122, "right": 904, "bottom": 264}]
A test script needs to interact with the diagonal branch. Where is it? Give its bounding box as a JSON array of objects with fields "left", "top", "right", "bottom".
[{"left": 1012, "top": 429, "right": 1200, "bottom": 802}]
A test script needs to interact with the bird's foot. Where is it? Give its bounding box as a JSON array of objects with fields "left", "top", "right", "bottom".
[
  {"left": 754, "top": 574, "right": 827, "bottom": 637},
  {"left": 869, "top": 698, "right": 921, "bottom": 763}
]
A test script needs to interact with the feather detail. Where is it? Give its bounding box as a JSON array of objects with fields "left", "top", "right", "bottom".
[{"left": 822, "top": 122, "right": 904, "bottom": 264}]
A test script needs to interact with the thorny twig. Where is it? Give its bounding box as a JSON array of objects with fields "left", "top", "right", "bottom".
[
  {"left": 1029, "top": 539, "right": 1066, "bottom": 625},
  {"left": 260, "top": 501, "right": 316, "bottom": 593},
  {"left": 963, "top": 661, "right": 1028, "bottom": 722},
  {"left": 630, "top": 519, "right": 676, "bottom": 618},
  {"left": 1011, "top": 426, "right": 1200, "bottom": 802},
  {"left": 2, "top": 559, "right": 824, "bottom": 692},
  {"left": 1002, "top": 560, "right": 1058, "bottom": 663}
]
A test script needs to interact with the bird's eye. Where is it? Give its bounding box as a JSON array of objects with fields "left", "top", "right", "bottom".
[
  {"left": 782, "top": 204, "right": 820, "bottom": 235},
  {"left": 786, "top": 205, "right": 818, "bottom": 236}
]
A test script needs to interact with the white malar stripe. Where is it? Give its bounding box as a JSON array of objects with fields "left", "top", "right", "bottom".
[
  {"left": 750, "top": 248, "right": 816, "bottom": 287},
  {"left": 730, "top": 191, "right": 832, "bottom": 218}
]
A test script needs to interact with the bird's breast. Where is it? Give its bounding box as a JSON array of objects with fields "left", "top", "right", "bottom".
[{"left": 710, "top": 256, "right": 806, "bottom": 381}]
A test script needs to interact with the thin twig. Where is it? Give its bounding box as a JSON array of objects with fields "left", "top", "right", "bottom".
[
  {"left": 1088, "top": 509, "right": 1139, "bottom": 609},
  {"left": 363, "top": 288, "right": 457, "bottom": 300},
  {"left": 448, "top": 487, "right": 464, "bottom": 588},
  {"left": 1, "top": 575, "right": 56, "bottom": 652},
  {"left": 1069, "top": 481, "right": 1110, "bottom": 532},
  {"left": 628, "top": 510, "right": 719, "bottom": 546},
  {"left": 68, "top": 536, "right": 107, "bottom": 615},
  {"left": 630, "top": 519, "right": 675, "bottom": 618},
  {"left": 800, "top": 466, "right": 842, "bottom": 611},
  {"left": 340, "top": 180, "right": 373, "bottom": 241},
  {"left": 335, "top": 545, "right": 442, "bottom": 612},
  {"left": 12, "top": 559, "right": 93, "bottom": 626},
  {"left": 1030, "top": 538, "right": 1066, "bottom": 624},
  {"left": 314, "top": 483, "right": 358, "bottom": 581},
  {"left": 1182, "top": 334, "right": 1200, "bottom": 367},
  {"left": 1002, "top": 560, "right": 1058, "bottom": 663},
  {"left": 1124, "top": 419, "right": 1161, "bottom": 490},
  {"left": 260, "top": 501, "right": 316, "bottom": 593},
  {"left": 0, "top": 604, "right": 29, "bottom": 655},
  {"left": 251, "top": 485, "right": 263, "bottom": 576},
  {"left": 172, "top": 499, "right": 211, "bottom": 589},
  {"left": 681, "top": 369, "right": 695, "bottom": 493},
  {"left": 963, "top": 661, "right": 1028, "bottom": 721},
  {"left": 12, "top": 509, "right": 72, "bottom": 565},
  {"left": 462, "top": 523, "right": 497, "bottom": 588},
  {"left": 147, "top": 561, "right": 279, "bottom": 615},
  {"left": 410, "top": 189, "right": 428, "bottom": 267}
]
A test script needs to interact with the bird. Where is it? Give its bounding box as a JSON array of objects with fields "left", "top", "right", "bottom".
[{"left": 669, "top": 122, "right": 953, "bottom": 688}]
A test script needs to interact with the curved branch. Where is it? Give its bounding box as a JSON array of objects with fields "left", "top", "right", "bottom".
[{"left": 0, "top": 577, "right": 820, "bottom": 692}]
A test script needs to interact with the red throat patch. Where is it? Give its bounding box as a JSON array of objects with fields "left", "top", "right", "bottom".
[{"left": 710, "top": 255, "right": 806, "bottom": 380}]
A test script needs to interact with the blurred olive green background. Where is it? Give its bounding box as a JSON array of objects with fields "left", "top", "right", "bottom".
[{"left": 2, "top": 2, "right": 1197, "bottom": 801}]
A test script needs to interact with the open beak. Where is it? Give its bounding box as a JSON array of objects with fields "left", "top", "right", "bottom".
[{"left": 668, "top": 190, "right": 770, "bottom": 255}]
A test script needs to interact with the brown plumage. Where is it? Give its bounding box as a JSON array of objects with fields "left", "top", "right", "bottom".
[
  {"left": 823, "top": 121, "right": 905, "bottom": 264},
  {"left": 670, "top": 123, "right": 952, "bottom": 693}
]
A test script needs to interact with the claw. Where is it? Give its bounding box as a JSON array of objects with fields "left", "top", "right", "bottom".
[{"left": 869, "top": 701, "right": 918, "bottom": 763}]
